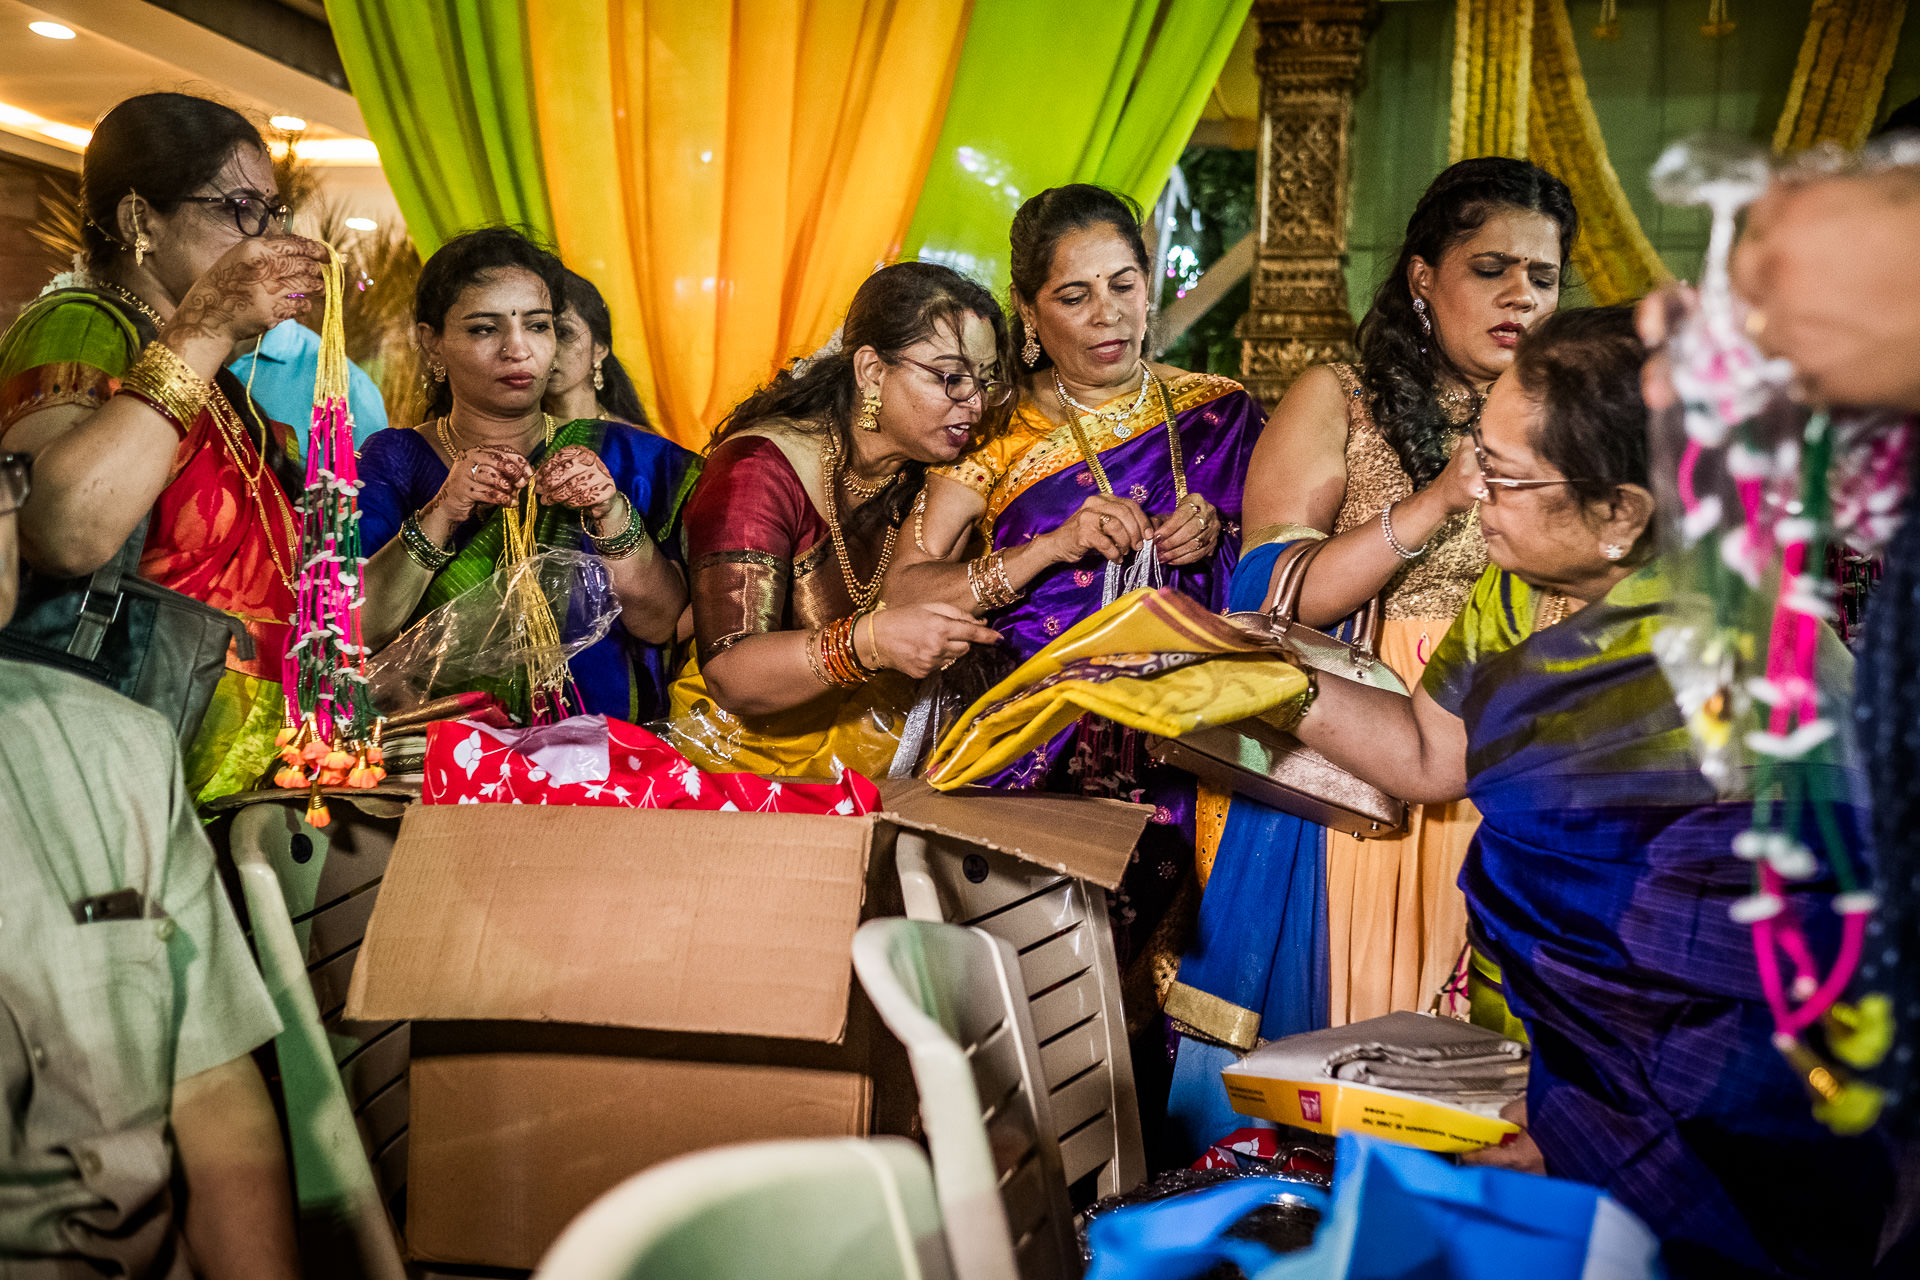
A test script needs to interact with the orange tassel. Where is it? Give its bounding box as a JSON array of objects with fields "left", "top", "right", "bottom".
[
  {"left": 301, "top": 738, "right": 328, "bottom": 765},
  {"left": 322, "top": 748, "right": 356, "bottom": 771},
  {"left": 274, "top": 724, "right": 298, "bottom": 748},
  {"left": 278, "top": 745, "right": 303, "bottom": 767},
  {"left": 273, "top": 765, "right": 308, "bottom": 789},
  {"left": 305, "top": 783, "right": 331, "bottom": 829}
]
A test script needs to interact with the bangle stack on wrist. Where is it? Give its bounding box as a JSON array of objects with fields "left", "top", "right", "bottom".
[
  {"left": 583, "top": 494, "right": 647, "bottom": 560},
  {"left": 811, "top": 613, "right": 876, "bottom": 688},
  {"left": 117, "top": 341, "right": 209, "bottom": 436},
  {"left": 400, "top": 510, "right": 455, "bottom": 571},
  {"left": 1380, "top": 504, "right": 1430, "bottom": 561},
  {"left": 966, "top": 550, "right": 1021, "bottom": 610}
]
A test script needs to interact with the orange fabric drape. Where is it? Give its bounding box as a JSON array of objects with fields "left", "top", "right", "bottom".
[{"left": 527, "top": 2, "right": 973, "bottom": 448}]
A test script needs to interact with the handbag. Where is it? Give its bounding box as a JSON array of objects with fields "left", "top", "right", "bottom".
[
  {"left": 0, "top": 514, "right": 252, "bottom": 750},
  {"left": 1147, "top": 538, "right": 1409, "bottom": 838},
  {"left": 0, "top": 287, "right": 251, "bottom": 748}
]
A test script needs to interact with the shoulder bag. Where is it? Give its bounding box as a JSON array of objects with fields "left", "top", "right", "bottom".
[{"left": 1147, "top": 538, "right": 1409, "bottom": 838}]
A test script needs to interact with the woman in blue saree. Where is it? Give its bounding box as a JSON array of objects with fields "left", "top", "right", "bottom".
[
  {"left": 890, "top": 185, "right": 1259, "bottom": 1159},
  {"left": 1291, "top": 306, "right": 1902, "bottom": 1277},
  {"left": 358, "top": 229, "right": 696, "bottom": 723}
]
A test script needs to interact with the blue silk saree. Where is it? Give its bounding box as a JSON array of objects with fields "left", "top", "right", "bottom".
[{"left": 1425, "top": 561, "right": 1899, "bottom": 1278}]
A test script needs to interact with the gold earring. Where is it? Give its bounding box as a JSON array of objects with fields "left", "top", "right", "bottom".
[
  {"left": 593, "top": 358, "right": 605, "bottom": 392},
  {"left": 1021, "top": 329, "right": 1041, "bottom": 368},
  {"left": 428, "top": 360, "right": 446, "bottom": 383},
  {"left": 856, "top": 390, "right": 882, "bottom": 432},
  {"left": 133, "top": 232, "right": 150, "bottom": 267}
]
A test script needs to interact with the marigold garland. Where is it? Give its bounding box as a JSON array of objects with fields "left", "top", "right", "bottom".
[{"left": 1773, "top": 0, "right": 1909, "bottom": 155}]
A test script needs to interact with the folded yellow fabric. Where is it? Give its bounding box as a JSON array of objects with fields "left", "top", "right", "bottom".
[{"left": 925, "top": 588, "right": 1308, "bottom": 788}]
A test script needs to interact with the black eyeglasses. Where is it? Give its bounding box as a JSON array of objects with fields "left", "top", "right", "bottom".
[
  {"left": 178, "top": 193, "right": 293, "bottom": 238},
  {"left": 898, "top": 357, "right": 1013, "bottom": 407},
  {"left": 1, "top": 452, "right": 31, "bottom": 516}
]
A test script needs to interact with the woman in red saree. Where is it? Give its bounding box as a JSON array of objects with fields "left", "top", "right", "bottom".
[{"left": 0, "top": 92, "right": 326, "bottom": 802}]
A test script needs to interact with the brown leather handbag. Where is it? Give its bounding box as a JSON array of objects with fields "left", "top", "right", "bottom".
[{"left": 1147, "top": 539, "right": 1409, "bottom": 838}]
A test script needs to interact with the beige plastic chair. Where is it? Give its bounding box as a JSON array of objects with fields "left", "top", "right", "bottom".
[
  {"left": 853, "top": 918, "right": 1082, "bottom": 1280},
  {"left": 228, "top": 797, "right": 411, "bottom": 1279},
  {"left": 893, "top": 831, "right": 1146, "bottom": 1202},
  {"left": 530, "top": 1137, "right": 955, "bottom": 1280}
]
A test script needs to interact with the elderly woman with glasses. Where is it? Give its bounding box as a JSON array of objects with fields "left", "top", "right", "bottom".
[
  {"left": 663, "top": 261, "right": 1007, "bottom": 780},
  {"left": 0, "top": 92, "right": 327, "bottom": 803},
  {"left": 1288, "top": 305, "right": 1900, "bottom": 1278}
]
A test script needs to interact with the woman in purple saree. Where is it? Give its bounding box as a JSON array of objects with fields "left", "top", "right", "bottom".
[{"left": 889, "top": 186, "right": 1263, "bottom": 1161}]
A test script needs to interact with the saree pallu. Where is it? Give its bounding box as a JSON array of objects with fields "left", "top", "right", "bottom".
[
  {"left": 1427, "top": 563, "right": 1898, "bottom": 1278},
  {"left": 940, "top": 374, "right": 1262, "bottom": 972},
  {"left": 1164, "top": 535, "right": 1331, "bottom": 1160},
  {"left": 0, "top": 289, "right": 300, "bottom": 804},
  {"left": 667, "top": 432, "right": 916, "bottom": 781},
  {"left": 358, "top": 419, "right": 697, "bottom": 724}
]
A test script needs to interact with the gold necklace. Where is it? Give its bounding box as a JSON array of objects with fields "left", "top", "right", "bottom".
[
  {"left": 820, "top": 429, "right": 898, "bottom": 611},
  {"left": 1533, "top": 590, "right": 1569, "bottom": 632},
  {"left": 210, "top": 387, "right": 299, "bottom": 591},
  {"left": 842, "top": 465, "right": 899, "bottom": 501},
  {"left": 1059, "top": 365, "right": 1187, "bottom": 504},
  {"left": 99, "top": 280, "right": 163, "bottom": 328},
  {"left": 435, "top": 413, "right": 555, "bottom": 464}
]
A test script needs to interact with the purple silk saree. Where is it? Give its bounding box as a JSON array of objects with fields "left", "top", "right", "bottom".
[{"left": 940, "top": 372, "right": 1263, "bottom": 971}]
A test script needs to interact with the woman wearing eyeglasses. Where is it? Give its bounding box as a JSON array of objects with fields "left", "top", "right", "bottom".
[
  {"left": 662, "top": 261, "right": 1008, "bottom": 780},
  {"left": 0, "top": 92, "right": 327, "bottom": 803}
]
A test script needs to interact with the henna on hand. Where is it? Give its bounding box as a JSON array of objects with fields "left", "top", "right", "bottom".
[{"left": 164, "top": 238, "right": 327, "bottom": 348}]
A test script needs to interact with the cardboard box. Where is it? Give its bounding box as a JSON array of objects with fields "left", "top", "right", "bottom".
[
  {"left": 1220, "top": 1012, "right": 1525, "bottom": 1155},
  {"left": 344, "top": 783, "right": 1149, "bottom": 1269}
]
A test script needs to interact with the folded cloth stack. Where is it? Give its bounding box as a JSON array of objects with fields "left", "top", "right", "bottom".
[{"left": 1323, "top": 1034, "right": 1529, "bottom": 1097}]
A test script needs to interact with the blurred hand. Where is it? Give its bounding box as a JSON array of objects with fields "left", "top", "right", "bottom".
[
  {"left": 1429, "top": 434, "right": 1484, "bottom": 514},
  {"left": 872, "top": 602, "right": 1001, "bottom": 678},
  {"left": 1042, "top": 494, "right": 1151, "bottom": 565},
  {"left": 1459, "top": 1097, "right": 1545, "bottom": 1174},
  {"left": 1154, "top": 493, "right": 1220, "bottom": 566}
]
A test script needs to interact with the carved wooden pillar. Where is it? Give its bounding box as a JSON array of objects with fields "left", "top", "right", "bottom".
[{"left": 1236, "top": 0, "right": 1380, "bottom": 407}]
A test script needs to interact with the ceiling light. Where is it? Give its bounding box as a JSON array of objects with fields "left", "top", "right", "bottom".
[
  {"left": 0, "top": 101, "right": 91, "bottom": 151},
  {"left": 344, "top": 216, "right": 377, "bottom": 231},
  {"left": 269, "top": 137, "right": 380, "bottom": 165},
  {"left": 29, "top": 21, "right": 76, "bottom": 39},
  {"left": 270, "top": 114, "right": 307, "bottom": 132}
]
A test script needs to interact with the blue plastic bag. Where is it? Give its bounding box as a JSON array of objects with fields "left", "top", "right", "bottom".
[
  {"left": 1082, "top": 1176, "right": 1331, "bottom": 1280},
  {"left": 1254, "top": 1135, "right": 1664, "bottom": 1280}
]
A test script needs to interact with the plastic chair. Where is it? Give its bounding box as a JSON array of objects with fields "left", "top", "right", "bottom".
[
  {"left": 853, "top": 918, "right": 1082, "bottom": 1280},
  {"left": 228, "top": 797, "right": 411, "bottom": 1280},
  {"left": 894, "top": 831, "right": 1146, "bottom": 1202},
  {"left": 530, "top": 1137, "right": 955, "bottom": 1280}
]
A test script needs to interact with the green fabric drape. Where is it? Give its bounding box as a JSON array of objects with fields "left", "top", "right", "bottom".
[
  {"left": 329, "top": 0, "right": 556, "bottom": 255},
  {"left": 904, "top": 0, "right": 1253, "bottom": 290}
]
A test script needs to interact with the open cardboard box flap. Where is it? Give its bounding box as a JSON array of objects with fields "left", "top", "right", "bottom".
[
  {"left": 344, "top": 805, "right": 872, "bottom": 1042},
  {"left": 877, "top": 778, "right": 1149, "bottom": 891}
]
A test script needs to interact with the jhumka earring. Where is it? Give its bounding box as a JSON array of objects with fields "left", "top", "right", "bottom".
[
  {"left": 1021, "top": 329, "right": 1042, "bottom": 368},
  {"left": 856, "top": 390, "right": 882, "bottom": 432},
  {"left": 593, "top": 358, "right": 605, "bottom": 392},
  {"left": 428, "top": 360, "right": 446, "bottom": 383},
  {"left": 1413, "top": 297, "right": 1434, "bottom": 336}
]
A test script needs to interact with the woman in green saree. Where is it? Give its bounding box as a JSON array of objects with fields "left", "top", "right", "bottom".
[{"left": 358, "top": 229, "right": 695, "bottom": 722}]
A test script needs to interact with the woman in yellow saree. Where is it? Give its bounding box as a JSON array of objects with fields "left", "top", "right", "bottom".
[{"left": 666, "top": 263, "right": 1011, "bottom": 779}]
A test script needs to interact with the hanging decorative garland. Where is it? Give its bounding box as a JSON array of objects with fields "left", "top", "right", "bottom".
[
  {"left": 1649, "top": 137, "right": 1906, "bottom": 1134},
  {"left": 272, "top": 244, "right": 386, "bottom": 826}
]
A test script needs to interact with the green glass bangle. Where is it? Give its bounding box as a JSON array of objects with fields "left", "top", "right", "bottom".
[
  {"left": 584, "top": 494, "right": 648, "bottom": 560},
  {"left": 400, "top": 510, "right": 454, "bottom": 572}
]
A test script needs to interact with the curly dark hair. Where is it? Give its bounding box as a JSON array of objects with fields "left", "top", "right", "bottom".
[
  {"left": 558, "top": 269, "right": 650, "bottom": 431},
  {"left": 1008, "top": 184, "right": 1151, "bottom": 373},
  {"left": 712, "top": 261, "right": 1012, "bottom": 523},
  {"left": 414, "top": 226, "right": 569, "bottom": 419},
  {"left": 1357, "top": 157, "right": 1578, "bottom": 487}
]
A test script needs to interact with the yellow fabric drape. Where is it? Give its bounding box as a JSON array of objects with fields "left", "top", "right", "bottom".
[
  {"left": 1449, "top": 0, "right": 1667, "bottom": 306},
  {"left": 1774, "top": 0, "right": 1910, "bottom": 154},
  {"left": 525, "top": 2, "right": 972, "bottom": 448}
]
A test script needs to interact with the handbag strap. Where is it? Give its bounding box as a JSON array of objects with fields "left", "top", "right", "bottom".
[{"left": 1260, "top": 536, "right": 1385, "bottom": 659}]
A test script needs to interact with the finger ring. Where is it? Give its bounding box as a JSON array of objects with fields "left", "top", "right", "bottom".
[
  {"left": 1098, "top": 514, "right": 1112, "bottom": 528},
  {"left": 470, "top": 462, "right": 480, "bottom": 478}
]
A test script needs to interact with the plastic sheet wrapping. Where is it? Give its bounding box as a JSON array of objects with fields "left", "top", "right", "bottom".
[
  {"left": 1078, "top": 1166, "right": 1328, "bottom": 1275},
  {"left": 364, "top": 549, "right": 619, "bottom": 719}
]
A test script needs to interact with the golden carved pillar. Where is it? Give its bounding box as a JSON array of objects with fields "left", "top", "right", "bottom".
[{"left": 1236, "top": 0, "right": 1380, "bottom": 407}]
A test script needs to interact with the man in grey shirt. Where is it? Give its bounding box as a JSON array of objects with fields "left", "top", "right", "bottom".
[{"left": 0, "top": 449, "right": 298, "bottom": 1277}]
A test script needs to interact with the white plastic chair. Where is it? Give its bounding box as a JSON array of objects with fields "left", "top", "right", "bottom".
[
  {"left": 894, "top": 832, "right": 1146, "bottom": 1202},
  {"left": 853, "top": 918, "right": 1082, "bottom": 1280},
  {"left": 530, "top": 1137, "right": 955, "bottom": 1280},
  {"left": 228, "top": 797, "right": 410, "bottom": 1280}
]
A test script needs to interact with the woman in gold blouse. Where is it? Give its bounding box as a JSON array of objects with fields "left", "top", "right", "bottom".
[
  {"left": 665, "top": 262, "right": 1011, "bottom": 779},
  {"left": 1242, "top": 157, "right": 1579, "bottom": 1029}
]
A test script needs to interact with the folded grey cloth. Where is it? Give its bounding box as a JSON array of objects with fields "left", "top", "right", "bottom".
[{"left": 1322, "top": 1037, "right": 1528, "bottom": 1094}]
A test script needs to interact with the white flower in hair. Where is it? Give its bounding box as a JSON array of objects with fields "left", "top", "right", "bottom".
[{"left": 792, "top": 326, "right": 845, "bottom": 379}]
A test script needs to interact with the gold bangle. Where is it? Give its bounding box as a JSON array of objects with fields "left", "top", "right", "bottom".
[
  {"left": 805, "top": 628, "right": 833, "bottom": 688},
  {"left": 1272, "top": 670, "right": 1320, "bottom": 734},
  {"left": 985, "top": 550, "right": 1020, "bottom": 607},
  {"left": 119, "top": 341, "right": 211, "bottom": 429}
]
